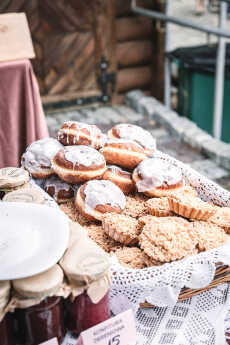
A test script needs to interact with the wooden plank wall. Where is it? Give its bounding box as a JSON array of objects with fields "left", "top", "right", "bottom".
[{"left": 114, "top": 0, "right": 154, "bottom": 104}]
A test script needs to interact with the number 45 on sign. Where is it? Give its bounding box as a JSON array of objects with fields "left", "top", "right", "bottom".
[{"left": 77, "top": 309, "right": 136, "bottom": 345}]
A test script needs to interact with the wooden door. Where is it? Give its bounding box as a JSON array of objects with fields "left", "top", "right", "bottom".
[{"left": 0, "top": 0, "right": 116, "bottom": 105}]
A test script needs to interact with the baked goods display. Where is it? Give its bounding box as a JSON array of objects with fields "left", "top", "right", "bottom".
[
  {"left": 17, "top": 121, "right": 229, "bottom": 270},
  {"left": 21, "top": 138, "right": 63, "bottom": 179},
  {"left": 52, "top": 145, "right": 106, "bottom": 183},
  {"left": 57, "top": 121, "right": 105, "bottom": 149},
  {"left": 75, "top": 180, "right": 126, "bottom": 221}
]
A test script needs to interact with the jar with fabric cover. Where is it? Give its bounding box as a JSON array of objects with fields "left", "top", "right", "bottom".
[
  {"left": 0, "top": 281, "right": 15, "bottom": 345},
  {"left": 60, "top": 232, "right": 111, "bottom": 334},
  {"left": 11, "top": 264, "right": 66, "bottom": 345}
]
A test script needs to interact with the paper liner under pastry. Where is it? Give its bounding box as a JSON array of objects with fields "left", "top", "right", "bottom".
[
  {"left": 168, "top": 198, "right": 215, "bottom": 220},
  {"left": 148, "top": 208, "right": 174, "bottom": 217},
  {"left": 103, "top": 222, "right": 138, "bottom": 245}
]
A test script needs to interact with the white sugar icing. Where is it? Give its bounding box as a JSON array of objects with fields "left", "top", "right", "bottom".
[
  {"left": 84, "top": 180, "right": 126, "bottom": 214},
  {"left": 57, "top": 121, "right": 103, "bottom": 147},
  {"left": 105, "top": 138, "right": 143, "bottom": 149},
  {"left": 135, "top": 158, "right": 182, "bottom": 192},
  {"left": 107, "top": 165, "right": 130, "bottom": 175},
  {"left": 21, "top": 138, "right": 63, "bottom": 172},
  {"left": 113, "top": 124, "right": 156, "bottom": 150},
  {"left": 64, "top": 145, "right": 105, "bottom": 168},
  {"left": 44, "top": 176, "right": 74, "bottom": 201}
]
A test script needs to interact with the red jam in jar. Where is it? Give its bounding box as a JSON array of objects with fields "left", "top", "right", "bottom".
[
  {"left": 66, "top": 291, "right": 110, "bottom": 334},
  {"left": 0, "top": 313, "right": 15, "bottom": 345},
  {"left": 16, "top": 297, "right": 66, "bottom": 345}
]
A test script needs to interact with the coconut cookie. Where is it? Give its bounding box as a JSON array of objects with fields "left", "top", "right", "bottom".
[
  {"left": 138, "top": 215, "right": 189, "bottom": 230},
  {"left": 102, "top": 213, "right": 140, "bottom": 245},
  {"left": 123, "top": 194, "right": 148, "bottom": 218},
  {"left": 189, "top": 221, "right": 227, "bottom": 252},
  {"left": 114, "top": 247, "right": 157, "bottom": 269},
  {"left": 209, "top": 207, "right": 230, "bottom": 234},
  {"left": 139, "top": 221, "right": 197, "bottom": 263},
  {"left": 168, "top": 194, "right": 216, "bottom": 221},
  {"left": 85, "top": 224, "right": 121, "bottom": 253},
  {"left": 146, "top": 197, "right": 174, "bottom": 217}
]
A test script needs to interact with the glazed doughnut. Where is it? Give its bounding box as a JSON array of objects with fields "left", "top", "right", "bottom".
[
  {"left": 44, "top": 176, "right": 75, "bottom": 204},
  {"left": 75, "top": 180, "right": 126, "bottom": 221},
  {"left": 21, "top": 138, "right": 63, "bottom": 179},
  {"left": 100, "top": 139, "right": 149, "bottom": 170},
  {"left": 52, "top": 145, "right": 106, "bottom": 184},
  {"left": 133, "top": 158, "right": 184, "bottom": 197},
  {"left": 57, "top": 121, "right": 105, "bottom": 149},
  {"left": 108, "top": 123, "right": 156, "bottom": 154},
  {"left": 102, "top": 165, "right": 135, "bottom": 195}
]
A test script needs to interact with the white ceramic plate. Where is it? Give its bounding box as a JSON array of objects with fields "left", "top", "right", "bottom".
[{"left": 0, "top": 202, "right": 69, "bottom": 280}]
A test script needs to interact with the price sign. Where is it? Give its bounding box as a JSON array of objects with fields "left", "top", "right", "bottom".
[
  {"left": 80, "top": 309, "right": 136, "bottom": 345},
  {"left": 39, "top": 338, "right": 59, "bottom": 345}
]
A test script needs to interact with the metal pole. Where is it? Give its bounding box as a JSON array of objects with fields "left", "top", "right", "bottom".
[
  {"left": 131, "top": 0, "right": 230, "bottom": 39},
  {"left": 213, "top": 2, "right": 227, "bottom": 139},
  {"left": 164, "top": 0, "right": 171, "bottom": 108}
]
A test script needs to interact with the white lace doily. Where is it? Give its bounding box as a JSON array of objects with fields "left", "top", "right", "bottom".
[
  {"left": 31, "top": 173, "right": 230, "bottom": 345},
  {"left": 109, "top": 150, "right": 230, "bottom": 312}
]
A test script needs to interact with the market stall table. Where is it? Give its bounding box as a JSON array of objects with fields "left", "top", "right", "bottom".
[{"left": 0, "top": 59, "right": 49, "bottom": 168}]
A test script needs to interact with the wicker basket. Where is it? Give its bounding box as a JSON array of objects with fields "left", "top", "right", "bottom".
[{"left": 140, "top": 265, "right": 230, "bottom": 308}]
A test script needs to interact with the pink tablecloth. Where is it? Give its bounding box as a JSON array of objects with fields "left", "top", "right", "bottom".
[{"left": 0, "top": 59, "right": 49, "bottom": 168}]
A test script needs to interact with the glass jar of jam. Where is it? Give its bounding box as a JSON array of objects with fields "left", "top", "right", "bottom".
[
  {"left": 0, "top": 313, "right": 15, "bottom": 345},
  {"left": 13, "top": 265, "right": 66, "bottom": 345},
  {"left": 66, "top": 290, "right": 110, "bottom": 334},
  {"left": 16, "top": 297, "right": 65, "bottom": 345},
  {"left": 60, "top": 234, "right": 111, "bottom": 334},
  {"left": 0, "top": 281, "right": 13, "bottom": 345}
]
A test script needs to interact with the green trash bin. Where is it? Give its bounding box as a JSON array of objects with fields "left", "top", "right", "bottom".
[{"left": 168, "top": 44, "right": 230, "bottom": 143}]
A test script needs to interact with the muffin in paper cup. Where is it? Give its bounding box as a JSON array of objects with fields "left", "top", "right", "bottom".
[
  {"left": 102, "top": 213, "right": 140, "bottom": 245},
  {"left": 168, "top": 195, "right": 216, "bottom": 221}
]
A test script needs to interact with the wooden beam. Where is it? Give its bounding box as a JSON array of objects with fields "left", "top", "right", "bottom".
[
  {"left": 116, "top": 40, "right": 153, "bottom": 68},
  {"left": 117, "top": 65, "right": 152, "bottom": 92},
  {"left": 152, "top": 0, "right": 166, "bottom": 102},
  {"left": 116, "top": 16, "right": 153, "bottom": 42}
]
